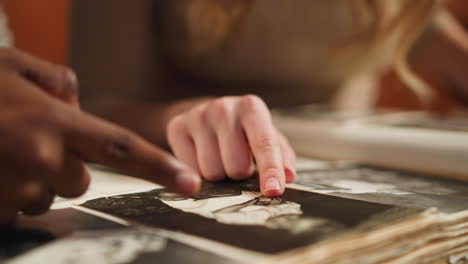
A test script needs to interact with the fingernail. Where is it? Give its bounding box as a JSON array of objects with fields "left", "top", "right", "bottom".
[
  {"left": 264, "top": 177, "right": 281, "bottom": 196},
  {"left": 57, "top": 68, "right": 80, "bottom": 107},
  {"left": 64, "top": 69, "right": 80, "bottom": 106},
  {"left": 175, "top": 171, "right": 201, "bottom": 196},
  {"left": 65, "top": 69, "right": 78, "bottom": 91},
  {"left": 285, "top": 167, "right": 296, "bottom": 183}
]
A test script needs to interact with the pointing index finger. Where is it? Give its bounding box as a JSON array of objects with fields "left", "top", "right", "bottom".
[
  {"left": 62, "top": 108, "right": 201, "bottom": 196},
  {"left": 238, "top": 95, "right": 285, "bottom": 197}
]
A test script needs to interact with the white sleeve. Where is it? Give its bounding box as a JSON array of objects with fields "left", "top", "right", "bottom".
[{"left": 0, "top": 6, "right": 13, "bottom": 47}]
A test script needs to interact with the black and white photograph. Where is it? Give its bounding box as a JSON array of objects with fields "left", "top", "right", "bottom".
[
  {"left": 82, "top": 179, "right": 421, "bottom": 254},
  {"left": 0, "top": 208, "right": 125, "bottom": 261},
  {"left": 294, "top": 166, "right": 468, "bottom": 213},
  {"left": 2, "top": 208, "right": 237, "bottom": 264},
  {"left": 7, "top": 229, "right": 240, "bottom": 264}
]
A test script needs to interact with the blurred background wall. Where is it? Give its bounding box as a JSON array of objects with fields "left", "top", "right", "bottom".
[
  {"left": 4, "top": 1, "right": 459, "bottom": 112},
  {"left": 4, "top": 0, "right": 69, "bottom": 65},
  {"left": 69, "top": 0, "right": 154, "bottom": 106}
]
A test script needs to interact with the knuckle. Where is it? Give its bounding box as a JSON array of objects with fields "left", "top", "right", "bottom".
[
  {"left": 199, "top": 161, "right": 226, "bottom": 182},
  {"left": 225, "top": 155, "right": 254, "bottom": 180},
  {"left": 189, "top": 104, "right": 209, "bottom": 125},
  {"left": 166, "top": 115, "right": 187, "bottom": 148},
  {"left": 27, "top": 137, "right": 62, "bottom": 174},
  {"left": 167, "top": 115, "right": 186, "bottom": 136},
  {"left": 227, "top": 166, "right": 252, "bottom": 180},
  {"left": 29, "top": 103, "right": 65, "bottom": 125},
  {"left": 253, "top": 133, "right": 276, "bottom": 153},
  {"left": 104, "top": 130, "right": 137, "bottom": 161},
  {"left": 19, "top": 181, "right": 45, "bottom": 203},
  {"left": 202, "top": 171, "right": 225, "bottom": 182},
  {"left": 209, "top": 98, "right": 231, "bottom": 120},
  {"left": 240, "top": 94, "right": 266, "bottom": 111}
]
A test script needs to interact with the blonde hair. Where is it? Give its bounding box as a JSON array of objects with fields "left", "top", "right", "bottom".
[
  {"left": 338, "top": 0, "right": 443, "bottom": 100},
  {"left": 180, "top": 0, "right": 253, "bottom": 55},
  {"left": 179, "top": 0, "right": 444, "bottom": 100}
]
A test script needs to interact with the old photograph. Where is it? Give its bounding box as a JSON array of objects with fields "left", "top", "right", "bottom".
[
  {"left": 8, "top": 229, "right": 240, "bottom": 264},
  {"left": 82, "top": 179, "right": 421, "bottom": 254},
  {"left": 3, "top": 209, "right": 236, "bottom": 264},
  {"left": 294, "top": 166, "right": 468, "bottom": 213}
]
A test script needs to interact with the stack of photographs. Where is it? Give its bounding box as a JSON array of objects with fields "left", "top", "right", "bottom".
[
  {"left": 4, "top": 162, "right": 468, "bottom": 264},
  {"left": 75, "top": 166, "right": 468, "bottom": 264},
  {"left": 4, "top": 208, "right": 240, "bottom": 264}
]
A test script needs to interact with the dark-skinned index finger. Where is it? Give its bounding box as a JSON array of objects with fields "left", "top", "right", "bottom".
[{"left": 63, "top": 109, "right": 201, "bottom": 196}]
